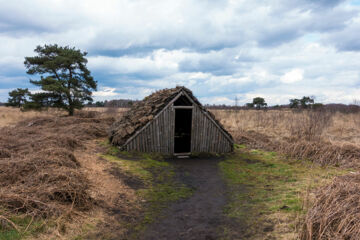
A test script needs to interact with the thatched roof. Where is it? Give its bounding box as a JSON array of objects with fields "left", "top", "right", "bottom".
[{"left": 109, "top": 86, "right": 232, "bottom": 147}]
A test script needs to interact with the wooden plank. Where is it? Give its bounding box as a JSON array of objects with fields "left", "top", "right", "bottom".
[
  {"left": 132, "top": 137, "right": 136, "bottom": 151},
  {"left": 191, "top": 106, "right": 195, "bottom": 152},
  {"left": 215, "top": 125, "right": 219, "bottom": 153},
  {"left": 142, "top": 128, "right": 146, "bottom": 152},
  {"left": 196, "top": 106, "right": 201, "bottom": 152},
  {"left": 153, "top": 120, "right": 157, "bottom": 152},
  {"left": 148, "top": 122, "right": 153, "bottom": 152},
  {"left": 192, "top": 105, "right": 196, "bottom": 151},
  {"left": 166, "top": 108, "right": 170, "bottom": 154},
  {"left": 160, "top": 111, "right": 165, "bottom": 152},
  {"left": 130, "top": 139, "right": 134, "bottom": 151},
  {"left": 196, "top": 107, "right": 201, "bottom": 152},
  {"left": 163, "top": 108, "right": 167, "bottom": 153},
  {"left": 164, "top": 110, "right": 167, "bottom": 153},
  {"left": 211, "top": 120, "right": 216, "bottom": 152},
  {"left": 217, "top": 129, "right": 222, "bottom": 153},
  {"left": 136, "top": 136, "right": 140, "bottom": 152},
  {"left": 205, "top": 117, "right": 210, "bottom": 152},
  {"left": 198, "top": 108, "right": 202, "bottom": 151},
  {"left": 201, "top": 108, "right": 205, "bottom": 152},
  {"left": 156, "top": 118, "right": 160, "bottom": 152},
  {"left": 139, "top": 132, "right": 143, "bottom": 152},
  {"left": 210, "top": 123, "right": 215, "bottom": 152},
  {"left": 173, "top": 106, "right": 194, "bottom": 109},
  {"left": 158, "top": 117, "right": 162, "bottom": 152},
  {"left": 202, "top": 118, "right": 209, "bottom": 152},
  {"left": 220, "top": 133, "right": 225, "bottom": 153},
  {"left": 139, "top": 134, "right": 143, "bottom": 152},
  {"left": 143, "top": 130, "right": 147, "bottom": 152},
  {"left": 146, "top": 127, "right": 150, "bottom": 152}
]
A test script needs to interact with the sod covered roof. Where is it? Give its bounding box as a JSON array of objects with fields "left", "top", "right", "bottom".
[{"left": 109, "top": 86, "right": 233, "bottom": 147}]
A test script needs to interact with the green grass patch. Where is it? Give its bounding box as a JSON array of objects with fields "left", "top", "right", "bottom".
[
  {"left": 220, "top": 146, "right": 348, "bottom": 237},
  {"left": 0, "top": 212, "right": 46, "bottom": 240},
  {"left": 100, "top": 142, "right": 193, "bottom": 238}
]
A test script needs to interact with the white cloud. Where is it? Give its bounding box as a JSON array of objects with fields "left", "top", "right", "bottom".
[
  {"left": 93, "top": 87, "right": 118, "bottom": 97},
  {"left": 280, "top": 69, "right": 304, "bottom": 83}
]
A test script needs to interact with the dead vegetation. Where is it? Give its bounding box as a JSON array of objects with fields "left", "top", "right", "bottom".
[
  {"left": 301, "top": 173, "right": 360, "bottom": 240},
  {"left": 213, "top": 109, "right": 360, "bottom": 168},
  {"left": 235, "top": 131, "right": 360, "bottom": 168},
  {"left": 0, "top": 106, "right": 61, "bottom": 128},
  {"left": 0, "top": 111, "right": 114, "bottom": 219}
]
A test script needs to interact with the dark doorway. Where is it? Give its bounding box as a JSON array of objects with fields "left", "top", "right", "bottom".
[{"left": 174, "top": 109, "right": 192, "bottom": 153}]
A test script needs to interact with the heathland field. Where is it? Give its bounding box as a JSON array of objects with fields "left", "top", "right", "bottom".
[{"left": 0, "top": 106, "right": 359, "bottom": 239}]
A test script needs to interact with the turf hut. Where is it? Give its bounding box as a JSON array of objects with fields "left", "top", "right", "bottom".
[{"left": 109, "top": 86, "right": 233, "bottom": 155}]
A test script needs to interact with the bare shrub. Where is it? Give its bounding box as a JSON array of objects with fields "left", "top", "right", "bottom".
[
  {"left": 288, "top": 110, "right": 334, "bottom": 141},
  {"left": 301, "top": 173, "right": 360, "bottom": 240}
]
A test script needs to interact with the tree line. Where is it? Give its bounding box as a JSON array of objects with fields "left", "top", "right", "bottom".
[{"left": 243, "top": 96, "right": 322, "bottom": 110}]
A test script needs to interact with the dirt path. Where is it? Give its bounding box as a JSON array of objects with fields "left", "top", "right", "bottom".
[{"left": 141, "top": 157, "right": 228, "bottom": 240}]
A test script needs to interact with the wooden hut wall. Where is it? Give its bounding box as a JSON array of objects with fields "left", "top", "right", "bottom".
[
  {"left": 125, "top": 102, "right": 232, "bottom": 154},
  {"left": 191, "top": 105, "right": 233, "bottom": 153},
  {"left": 125, "top": 106, "right": 174, "bottom": 153}
]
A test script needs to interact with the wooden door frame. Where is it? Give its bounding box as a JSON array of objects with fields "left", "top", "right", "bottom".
[{"left": 172, "top": 106, "right": 193, "bottom": 155}]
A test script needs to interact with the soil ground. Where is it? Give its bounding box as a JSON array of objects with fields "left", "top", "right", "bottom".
[{"left": 140, "top": 157, "right": 235, "bottom": 240}]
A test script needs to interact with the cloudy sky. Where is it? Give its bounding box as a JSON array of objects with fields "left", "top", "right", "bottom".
[{"left": 0, "top": 0, "right": 360, "bottom": 105}]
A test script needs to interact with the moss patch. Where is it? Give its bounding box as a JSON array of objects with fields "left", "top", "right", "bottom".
[{"left": 220, "top": 144, "right": 348, "bottom": 239}]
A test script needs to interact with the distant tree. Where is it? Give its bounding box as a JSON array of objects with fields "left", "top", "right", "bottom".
[
  {"left": 95, "top": 101, "right": 105, "bottom": 107},
  {"left": 312, "top": 103, "right": 324, "bottom": 110},
  {"left": 289, "top": 98, "right": 300, "bottom": 108},
  {"left": 246, "top": 103, "right": 254, "bottom": 108},
  {"left": 24, "top": 44, "right": 97, "bottom": 115},
  {"left": 6, "top": 88, "right": 30, "bottom": 107},
  {"left": 290, "top": 96, "right": 315, "bottom": 109},
  {"left": 22, "top": 92, "right": 55, "bottom": 111},
  {"left": 300, "top": 96, "right": 314, "bottom": 109},
  {"left": 252, "top": 97, "right": 267, "bottom": 109}
]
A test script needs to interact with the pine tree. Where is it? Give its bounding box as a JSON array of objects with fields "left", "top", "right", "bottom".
[
  {"left": 24, "top": 44, "right": 97, "bottom": 115},
  {"left": 6, "top": 88, "right": 30, "bottom": 107}
]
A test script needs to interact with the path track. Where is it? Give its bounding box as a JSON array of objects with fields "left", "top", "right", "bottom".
[{"left": 141, "top": 158, "right": 227, "bottom": 240}]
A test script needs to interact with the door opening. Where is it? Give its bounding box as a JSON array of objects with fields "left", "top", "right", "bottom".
[{"left": 174, "top": 108, "right": 192, "bottom": 153}]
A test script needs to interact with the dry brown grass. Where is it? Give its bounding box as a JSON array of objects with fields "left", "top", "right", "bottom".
[
  {"left": 0, "top": 108, "right": 141, "bottom": 239},
  {"left": 0, "top": 106, "right": 63, "bottom": 127},
  {"left": 0, "top": 106, "right": 128, "bottom": 128},
  {"left": 212, "top": 109, "right": 360, "bottom": 147},
  {"left": 0, "top": 113, "right": 114, "bottom": 217},
  {"left": 212, "top": 109, "right": 360, "bottom": 167},
  {"left": 301, "top": 173, "right": 360, "bottom": 240}
]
